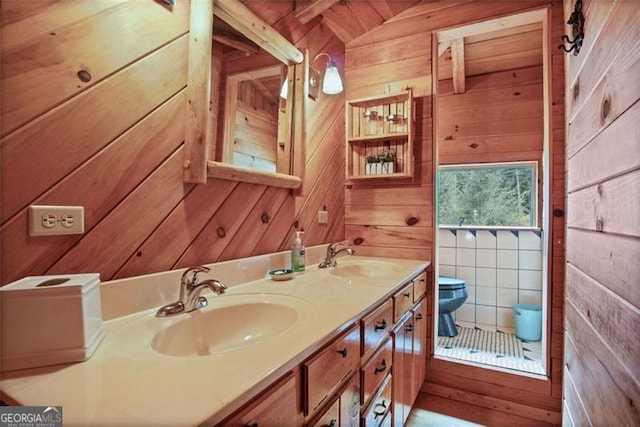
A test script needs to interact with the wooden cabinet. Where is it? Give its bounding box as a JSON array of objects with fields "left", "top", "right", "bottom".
[
  {"left": 308, "top": 371, "right": 360, "bottom": 427},
  {"left": 223, "top": 269, "right": 429, "bottom": 427},
  {"left": 392, "top": 313, "right": 414, "bottom": 427},
  {"left": 223, "top": 372, "right": 299, "bottom": 427},
  {"left": 362, "top": 373, "right": 392, "bottom": 427},
  {"left": 413, "top": 272, "right": 427, "bottom": 302},
  {"left": 345, "top": 90, "right": 413, "bottom": 181},
  {"left": 361, "top": 338, "right": 392, "bottom": 406},
  {"left": 362, "top": 299, "right": 393, "bottom": 361},
  {"left": 311, "top": 399, "right": 339, "bottom": 427},
  {"left": 393, "top": 282, "right": 414, "bottom": 322},
  {"left": 411, "top": 299, "right": 427, "bottom": 399},
  {"left": 304, "top": 325, "right": 360, "bottom": 417}
]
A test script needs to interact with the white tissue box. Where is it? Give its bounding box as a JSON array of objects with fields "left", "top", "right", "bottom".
[{"left": 0, "top": 273, "right": 104, "bottom": 372}]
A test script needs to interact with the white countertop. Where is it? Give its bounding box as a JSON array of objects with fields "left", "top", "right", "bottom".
[{"left": 0, "top": 255, "right": 429, "bottom": 426}]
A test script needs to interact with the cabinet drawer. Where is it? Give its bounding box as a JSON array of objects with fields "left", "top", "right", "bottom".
[
  {"left": 393, "top": 282, "right": 414, "bottom": 322},
  {"left": 413, "top": 272, "right": 427, "bottom": 302},
  {"left": 361, "top": 338, "right": 392, "bottom": 407},
  {"left": 362, "top": 373, "right": 392, "bottom": 427},
  {"left": 361, "top": 299, "right": 393, "bottom": 361},
  {"left": 223, "top": 372, "right": 298, "bottom": 426},
  {"left": 310, "top": 398, "right": 339, "bottom": 427},
  {"left": 305, "top": 325, "right": 360, "bottom": 415}
]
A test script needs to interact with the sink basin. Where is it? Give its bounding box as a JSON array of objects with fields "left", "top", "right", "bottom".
[
  {"left": 328, "top": 260, "right": 402, "bottom": 278},
  {"left": 152, "top": 301, "right": 298, "bottom": 356},
  {"left": 109, "top": 294, "right": 311, "bottom": 358}
]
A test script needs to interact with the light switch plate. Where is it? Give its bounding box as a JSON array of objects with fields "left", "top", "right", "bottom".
[
  {"left": 317, "top": 210, "right": 328, "bottom": 224},
  {"left": 29, "top": 205, "right": 85, "bottom": 236}
]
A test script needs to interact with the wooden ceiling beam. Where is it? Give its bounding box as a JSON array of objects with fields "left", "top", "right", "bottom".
[
  {"left": 437, "top": 8, "right": 546, "bottom": 44},
  {"left": 214, "top": 0, "right": 303, "bottom": 65},
  {"left": 213, "top": 34, "right": 260, "bottom": 55},
  {"left": 451, "top": 38, "right": 466, "bottom": 94},
  {"left": 294, "top": 0, "right": 340, "bottom": 24}
]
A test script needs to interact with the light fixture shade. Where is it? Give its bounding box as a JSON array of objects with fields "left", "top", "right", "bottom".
[
  {"left": 280, "top": 78, "right": 288, "bottom": 99},
  {"left": 322, "top": 62, "right": 343, "bottom": 95}
]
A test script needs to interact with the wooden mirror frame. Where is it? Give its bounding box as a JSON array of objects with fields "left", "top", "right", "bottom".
[{"left": 183, "top": 0, "right": 306, "bottom": 189}]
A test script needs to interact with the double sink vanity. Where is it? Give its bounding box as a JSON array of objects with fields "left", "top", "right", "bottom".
[{"left": 1, "top": 246, "right": 430, "bottom": 426}]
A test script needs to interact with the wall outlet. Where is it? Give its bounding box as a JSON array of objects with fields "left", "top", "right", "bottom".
[
  {"left": 317, "top": 210, "right": 328, "bottom": 224},
  {"left": 29, "top": 205, "right": 85, "bottom": 236}
]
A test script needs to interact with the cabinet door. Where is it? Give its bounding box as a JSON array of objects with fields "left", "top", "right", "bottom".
[
  {"left": 305, "top": 325, "right": 360, "bottom": 416},
  {"left": 392, "top": 313, "right": 413, "bottom": 427},
  {"left": 311, "top": 399, "right": 339, "bottom": 427},
  {"left": 340, "top": 373, "right": 360, "bottom": 427},
  {"left": 223, "top": 372, "right": 299, "bottom": 427},
  {"left": 411, "top": 299, "right": 427, "bottom": 402}
]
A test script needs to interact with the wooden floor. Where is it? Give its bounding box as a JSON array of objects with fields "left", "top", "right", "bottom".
[
  {"left": 406, "top": 406, "right": 483, "bottom": 427},
  {"left": 409, "top": 392, "right": 556, "bottom": 427}
]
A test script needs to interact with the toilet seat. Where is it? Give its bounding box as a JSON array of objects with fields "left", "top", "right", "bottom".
[{"left": 438, "top": 276, "right": 466, "bottom": 290}]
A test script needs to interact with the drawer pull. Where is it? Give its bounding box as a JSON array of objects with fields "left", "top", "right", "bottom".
[
  {"left": 373, "top": 400, "right": 387, "bottom": 417},
  {"left": 337, "top": 348, "right": 348, "bottom": 358},
  {"left": 404, "top": 292, "right": 411, "bottom": 298},
  {"left": 420, "top": 278, "right": 426, "bottom": 283},
  {"left": 415, "top": 313, "right": 423, "bottom": 320},
  {"left": 405, "top": 323, "right": 414, "bottom": 333},
  {"left": 374, "top": 319, "right": 387, "bottom": 331},
  {"left": 374, "top": 359, "right": 387, "bottom": 374},
  {"left": 326, "top": 420, "right": 337, "bottom": 427}
]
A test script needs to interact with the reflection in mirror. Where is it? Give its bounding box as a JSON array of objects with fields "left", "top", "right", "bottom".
[
  {"left": 213, "top": 17, "right": 287, "bottom": 174},
  {"left": 204, "top": 1, "right": 304, "bottom": 188}
]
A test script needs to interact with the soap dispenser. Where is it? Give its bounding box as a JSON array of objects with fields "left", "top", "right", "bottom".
[{"left": 291, "top": 230, "right": 306, "bottom": 272}]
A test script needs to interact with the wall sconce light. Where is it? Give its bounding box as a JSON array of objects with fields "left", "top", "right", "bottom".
[
  {"left": 308, "top": 52, "right": 343, "bottom": 100},
  {"left": 279, "top": 78, "right": 288, "bottom": 99}
]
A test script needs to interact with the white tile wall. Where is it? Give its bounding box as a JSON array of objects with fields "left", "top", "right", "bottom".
[
  {"left": 456, "top": 248, "right": 476, "bottom": 267},
  {"left": 519, "top": 230, "right": 542, "bottom": 250},
  {"left": 497, "top": 269, "right": 518, "bottom": 288},
  {"left": 476, "top": 267, "right": 496, "bottom": 286},
  {"left": 519, "top": 269, "right": 542, "bottom": 290},
  {"left": 519, "top": 250, "right": 542, "bottom": 270},
  {"left": 440, "top": 247, "right": 456, "bottom": 265},
  {"left": 476, "top": 230, "right": 497, "bottom": 249},
  {"left": 457, "top": 230, "right": 476, "bottom": 248},
  {"left": 476, "top": 286, "right": 496, "bottom": 306},
  {"left": 497, "top": 249, "right": 518, "bottom": 269},
  {"left": 497, "top": 230, "right": 518, "bottom": 249},
  {"left": 497, "top": 288, "right": 518, "bottom": 308},
  {"left": 476, "top": 305, "right": 496, "bottom": 325},
  {"left": 440, "top": 265, "right": 456, "bottom": 277},
  {"left": 476, "top": 249, "right": 497, "bottom": 268},
  {"left": 440, "top": 229, "right": 456, "bottom": 247},
  {"left": 438, "top": 227, "right": 544, "bottom": 330},
  {"left": 455, "top": 266, "right": 476, "bottom": 286}
]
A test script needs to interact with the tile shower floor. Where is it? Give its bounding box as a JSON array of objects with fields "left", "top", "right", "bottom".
[{"left": 435, "top": 326, "right": 545, "bottom": 375}]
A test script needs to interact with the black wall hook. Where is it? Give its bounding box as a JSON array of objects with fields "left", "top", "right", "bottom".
[{"left": 559, "top": 0, "right": 584, "bottom": 55}]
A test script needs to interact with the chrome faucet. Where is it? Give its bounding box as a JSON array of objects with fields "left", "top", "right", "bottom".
[
  {"left": 156, "top": 266, "right": 227, "bottom": 317},
  {"left": 319, "top": 241, "right": 355, "bottom": 268}
]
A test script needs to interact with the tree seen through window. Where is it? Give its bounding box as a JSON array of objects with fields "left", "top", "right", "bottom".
[{"left": 438, "top": 163, "right": 536, "bottom": 227}]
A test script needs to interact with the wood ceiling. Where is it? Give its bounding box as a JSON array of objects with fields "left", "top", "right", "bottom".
[
  {"left": 230, "top": 1, "right": 544, "bottom": 96},
  {"left": 294, "top": 0, "right": 421, "bottom": 44}
]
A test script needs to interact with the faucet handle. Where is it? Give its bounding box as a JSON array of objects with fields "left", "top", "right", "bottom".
[{"left": 181, "top": 266, "right": 210, "bottom": 287}]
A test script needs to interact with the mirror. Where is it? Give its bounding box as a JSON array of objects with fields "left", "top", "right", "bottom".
[
  {"left": 184, "top": 0, "right": 305, "bottom": 189},
  {"left": 213, "top": 18, "right": 288, "bottom": 175}
]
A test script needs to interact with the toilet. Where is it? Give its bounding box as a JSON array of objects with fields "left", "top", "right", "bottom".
[{"left": 438, "top": 276, "right": 468, "bottom": 337}]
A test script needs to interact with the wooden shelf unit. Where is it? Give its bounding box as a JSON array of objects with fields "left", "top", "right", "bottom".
[{"left": 346, "top": 90, "right": 413, "bottom": 180}]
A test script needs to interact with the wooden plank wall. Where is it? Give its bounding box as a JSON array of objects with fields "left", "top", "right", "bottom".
[
  {"left": 438, "top": 65, "right": 544, "bottom": 166},
  {"left": 563, "top": 0, "right": 640, "bottom": 425},
  {"left": 0, "top": 0, "right": 345, "bottom": 285},
  {"left": 344, "top": 1, "right": 565, "bottom": 425}
]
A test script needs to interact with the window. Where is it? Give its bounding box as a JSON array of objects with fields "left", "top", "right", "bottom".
[{"left": 438, "top": 162, "right": 537, "bottom": 227}]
